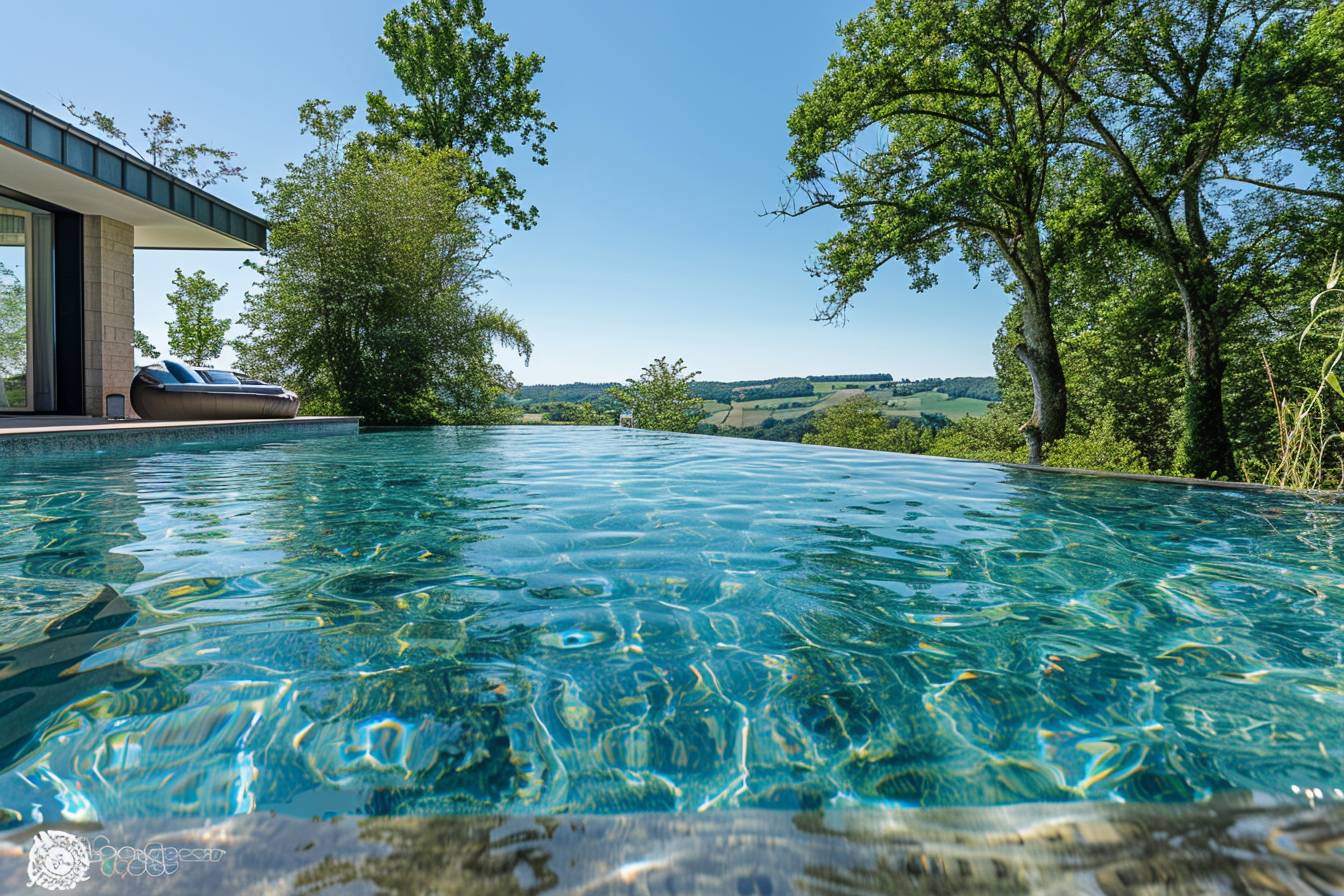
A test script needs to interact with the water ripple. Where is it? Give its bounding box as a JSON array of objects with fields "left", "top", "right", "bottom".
[{"left": 0, "top": 427, "right": 1341, "bottom": 825}]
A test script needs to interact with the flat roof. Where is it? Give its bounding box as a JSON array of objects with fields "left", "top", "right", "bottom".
[{"left": 0, "top": 89, "right": 266, "bottom": 251}]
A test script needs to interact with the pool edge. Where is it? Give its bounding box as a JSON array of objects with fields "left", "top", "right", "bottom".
[{"left": 0, "top": 416, "right": 361, "bottom": 460}]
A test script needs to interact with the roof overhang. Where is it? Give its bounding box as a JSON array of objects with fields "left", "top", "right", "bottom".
[{"left": 0, "top": 90, "right": 267, "bottom": 251}]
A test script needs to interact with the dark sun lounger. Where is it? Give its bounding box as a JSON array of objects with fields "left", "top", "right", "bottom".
[{"left": 130, "top": 360, "right": 300, "bottom": 420}]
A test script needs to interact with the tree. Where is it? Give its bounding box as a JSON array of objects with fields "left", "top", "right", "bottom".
[
  {"left": 0, "top": 262, "right": 25, "bottom": 405},
  {"left": 803, "top": 395, "right": 934, "bottom": 454},
  {"left": 132, "top": 330, "right": 159, "bottom": 361},
  {"left": 607, "top": 357, "right": 703, "bottom": 432},
  {"left": 61, "top": 103, "right": 244, "bottom": 187},
  {"left": 165, "top": 269, "right": 231, "bottom": 366},
  {"left": 233, "top": 101, "right": 531, "bottom": 425},
  {"left": 989, "top": 0, "right": 1344, "bottom": 476},
  {"left": 366, "top": 0, "right": 556, "bottom": 230},
  {"left": 571, "top": 402, "right": 614, "bottom": 426},
  {"left": 783, "top": 0, "right": 1078, "bottom": 462}
]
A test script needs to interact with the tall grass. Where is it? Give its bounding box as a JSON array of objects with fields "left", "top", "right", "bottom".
[{"left": 1262, "top": 256, "right": 1344, "bottom": 491}]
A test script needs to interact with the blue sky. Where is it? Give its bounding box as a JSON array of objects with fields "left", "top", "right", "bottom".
[{"left": 6, "top": 1, "right": 1008, "bottom": 383}]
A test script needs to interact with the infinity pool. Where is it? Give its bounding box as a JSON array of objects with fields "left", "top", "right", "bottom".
[{"left": 1, "top": 426, "right": 1341, "bottom": 826}]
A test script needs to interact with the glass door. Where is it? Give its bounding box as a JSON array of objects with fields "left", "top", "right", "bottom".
[{"left": 0, "top": 207, "right": 31, "bottom": 411}]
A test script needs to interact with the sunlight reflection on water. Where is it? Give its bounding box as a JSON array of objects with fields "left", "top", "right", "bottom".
[{"left": 0, "top": 426, "right": 1341, "bottom": 826}]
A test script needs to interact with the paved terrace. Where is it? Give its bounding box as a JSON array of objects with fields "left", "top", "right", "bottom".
[{"left": 0, "top": 415, "right": 359, "bottom": 459}]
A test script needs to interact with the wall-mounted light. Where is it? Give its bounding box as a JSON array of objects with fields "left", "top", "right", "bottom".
[{"left": 105, "top": 393, "right": 126, "bottom": 420}]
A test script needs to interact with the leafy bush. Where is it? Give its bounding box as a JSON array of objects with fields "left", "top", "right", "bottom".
[
  {"left": 803, "top": 396, "right": 934, "bottom": 454},
  {"left": 233, "top": 102, "right": 530, "bottom": 425},
  {"left": 927, "top": 408, "right": 1029, "bottom": 463},
  {"left": 1041, "top": 418, "right": 1152, "bottom": 474},
  {"left": 608, "top": 357, "right": 703, "bottom": 432},
  {"left": 543, "top": 401, "right": 616, "bottom": 425}
]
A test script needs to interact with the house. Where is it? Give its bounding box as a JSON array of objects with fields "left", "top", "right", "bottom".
[{"left": 0, "top": 89, "right": 266, "bottom": 417}]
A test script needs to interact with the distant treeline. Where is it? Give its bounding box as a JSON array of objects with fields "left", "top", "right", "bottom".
[
  {"left": 808, "top": 373, "right": 893, "bottom": 383},
  {"left": 513, "top": 377, "right": 820, "bottom": 405},
  {"left": 509, "top": 382, "right": 619, "bottom": 404},
  {"left": 887, "top": 376, "right": 999, "bottom": 401},
  {"left": 510, "top": 374, "right": 997, "bottom": 407},
  {"left": 733, "top": 378, "right": 814, "bottom": 401}
]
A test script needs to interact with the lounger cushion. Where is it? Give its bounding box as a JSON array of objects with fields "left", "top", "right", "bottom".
[
  {"left": 139, "top": 366, "right": 177, "bottom": 385},
  {"left": 163, "top": 360, "right": 206, "bottom": 384},
  {"left": 160, "top": 383, "right": 290, "bottom": 396}
]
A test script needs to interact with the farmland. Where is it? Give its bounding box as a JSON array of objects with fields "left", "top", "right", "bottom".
[
  {"left": 878, "top": 390, "right": 992, "bottom": 419},
  {"left": 710, "top": 381, "right": 993, "bottom": 430},
  {"left": 508, "top": 374, "right": 997, "bottom": 438}
]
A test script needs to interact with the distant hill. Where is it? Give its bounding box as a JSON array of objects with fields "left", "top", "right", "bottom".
[
  {"left": 509, "top": 374, "right": 997, "bottom": 406},
  {"left": 510, "top": 374, "right": 998, "bottom": 439}
]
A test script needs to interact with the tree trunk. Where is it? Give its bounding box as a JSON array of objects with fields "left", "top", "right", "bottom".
[
  {"left": 1001, "top": 230, "right": 1067, "bottom": 465},
  {"left": 1015, "top": 284, "right": 1067, "bottom": 465},
  {"left": 1176, "top": 271, "right": 1235, "bottom": 478}
]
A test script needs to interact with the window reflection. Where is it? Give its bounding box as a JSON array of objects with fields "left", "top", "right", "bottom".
[
  {"left": 0, "top": 200, "right": 54, "bottom": 412},
  {"left": 0, "top": 210, "right": 27, "bottom": 409}
]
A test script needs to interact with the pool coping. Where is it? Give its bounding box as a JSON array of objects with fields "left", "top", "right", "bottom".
[
  {"left": 0, "top": 416, "right": 361, "bottom": 459},
  {"left": 2, "top": 796, "right": 1338, "bottom": 894}
]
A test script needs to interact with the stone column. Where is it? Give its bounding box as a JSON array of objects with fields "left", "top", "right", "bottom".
[{"left": 82, "top": 216, "right": 135, "bottom": 417}]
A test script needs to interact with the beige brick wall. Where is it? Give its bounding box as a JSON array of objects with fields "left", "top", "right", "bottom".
[{"left": 83, "top": 216, "right": 135, "bottom": 417}]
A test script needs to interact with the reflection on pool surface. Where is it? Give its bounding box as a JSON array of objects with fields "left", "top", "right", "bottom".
[{"left": 0, "top": 426, "right": 1342, "bottom": 826}]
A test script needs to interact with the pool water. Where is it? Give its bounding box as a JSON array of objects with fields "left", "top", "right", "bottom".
[{"left": 0, "top": 426, "right": 1341, "bottom": 826}]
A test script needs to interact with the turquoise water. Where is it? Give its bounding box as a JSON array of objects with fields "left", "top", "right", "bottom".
[{"left": 0, "top": 426, "right": 1341, "bottom": 826}]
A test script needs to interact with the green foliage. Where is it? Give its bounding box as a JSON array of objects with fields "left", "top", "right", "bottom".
[
  {"left": 890, "top": 377, "right": 1000, "bottom": 402},
  {"left": 509, "top": 382, "right": 618, "bottom": 404},
  {"left": 0, "top": 263, "right": 24, "bottom": 366},
  {"left": 233, "top": 101, "right": 530, "bottom": 425},
  {"left": 735, "top": 378, "right": 813, "bottom": 401},
  {"left": 542, "top": 401, "right": 616, "bottom": 426},
  {"left": 607, "top": 357, "right": 703, "bottom": 433},
  {"left": 366, "top": 0, "right": 556, "bottom": 230},
  {"left": 0, "top": 262, "right": 25, "bottom": 404},
  {"left": 923, "top": 407, "right": 1151, "bottom": 474},
  {"left": 928, "top": 407, "right": 1030, "bottom": 464},
  {"left": 1031, "top": 0, "right": 1341, "bottom": 477},
  {"left": 132, "top": 329, "right": 159, "bottom": 361},
  {"left": 784, "top": 0, "right": 1067, "bottom": 317},
  {"left": 803, "top": 395, "right": 935, "bottom": 454},
  {"left": 165, "top": 269, "right": 230, "bottom": 367},
  {"left": 785, "top": 0, "right": 1344, "bottom": 480},
  {"left": 783, "top": 0, "right": 1073, "bottom": 455},
  {"left": 1040, "top": 418, "right": 1152, "bottom": 475},
  {"left": 61, "top": 102, "right": 244, "bottom": 187},
  {"left": 1260, "top": 259, "right": 1344, "bottom": 490}
]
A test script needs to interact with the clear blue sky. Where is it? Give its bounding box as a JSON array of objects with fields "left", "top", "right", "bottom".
[{"left": 6, "top": 0, "right": 1008, "bottom": 383}]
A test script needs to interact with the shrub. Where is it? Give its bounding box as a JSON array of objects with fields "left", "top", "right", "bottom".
[
  {"left": 1042, "top": 418, "right": 1152, "bottom": 474},
  {"left": 803, "top": 395, "right": 934, "bottom": 454}
]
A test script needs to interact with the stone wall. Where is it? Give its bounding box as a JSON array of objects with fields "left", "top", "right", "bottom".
[{"left": 82, "top": 216, "right": 134, "bottom": 416}]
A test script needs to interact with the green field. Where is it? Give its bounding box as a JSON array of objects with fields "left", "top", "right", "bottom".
[
  {"left": 879, "top": 390, "right": 991, "bottom": 420},
  {"left": 732, "top": 394, "right": 826, "bottom": 411}
]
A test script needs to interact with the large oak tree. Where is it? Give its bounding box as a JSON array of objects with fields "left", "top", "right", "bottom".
[
  {"left": 994, "top": 0, "right": 1343, "bottom": 477},
  {"left": 784, "top": 0, "right": 1082, "bottom": 462}
]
